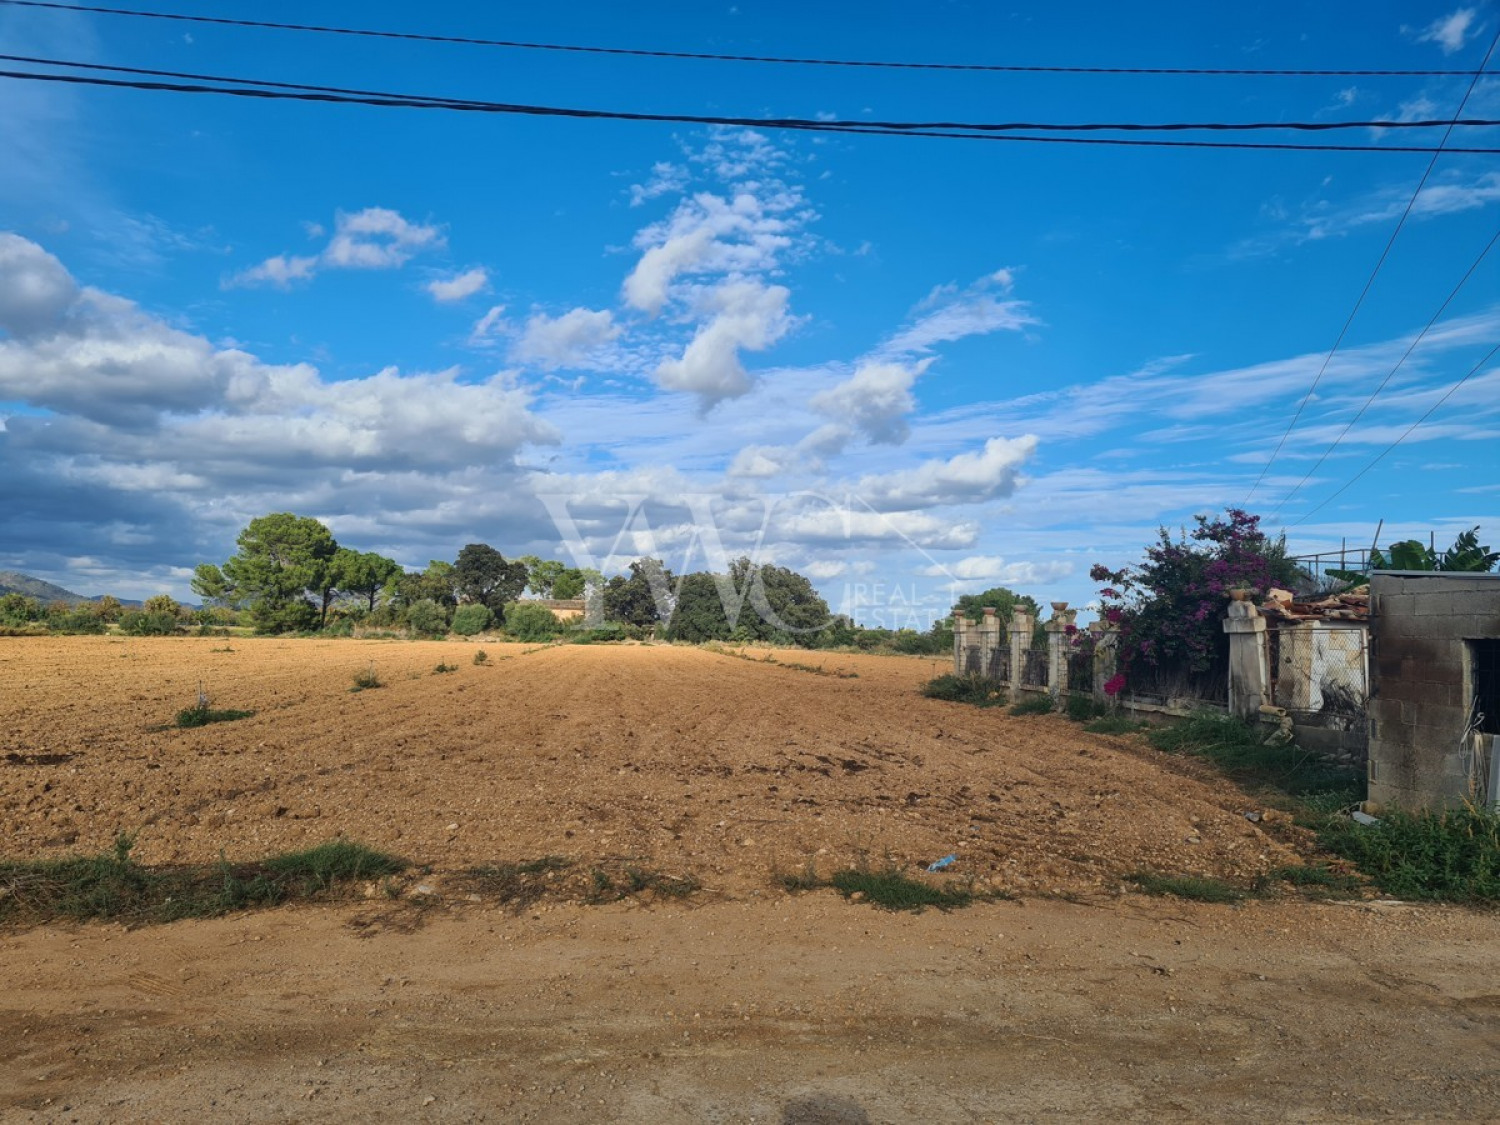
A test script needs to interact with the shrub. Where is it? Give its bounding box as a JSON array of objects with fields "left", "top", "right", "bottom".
[
  {"left": 433, "top": 661, "right": 457, "bottom": 675},
  {"left": 1009, "top": 695, "right": 1055, "bottom": 716},
  {"left": 119, "top": 610, "right": 180, "bottom": 636},
  {"left": 451, "top": 603, "right": 494, "bottom": 637},
  {"left": 921, "top": 674, "right": 1006, "bottom": 707},
  {"left": 503, "top": 601, "right": 562, "bottom": 642},
  {"left": 472, "top": 649, "right": 489, "bottom": 665},
  {"left": 350, "top": 663, "right": 382, "bottom": 692},
  {"left": 567, "top": 622, "right": 629, "bottom": 644},
  {"left": 404, "top": 598, "right": 450, "bottom": 637},
  {"left": 176, "top": 703, "right": 254, "bottom": 728},
  {"left": 1149, "top": 712, "right": 1361, "bottom": 799},
  {"left": 1064, "top": 694, "right": 1109, "bottom": 722}
]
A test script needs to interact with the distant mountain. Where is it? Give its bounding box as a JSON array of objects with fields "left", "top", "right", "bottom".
[{"left": 0, "top": 571, "right": 100, "bottom": 606}]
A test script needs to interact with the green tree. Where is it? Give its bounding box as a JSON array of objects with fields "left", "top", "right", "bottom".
[
  {"left": 329, "top": 549, "right": 404, "bottom": 614},
  {"left": 454, "top": 544, "right": 529, "bottom": 613},
  {"left": 142, "top": 594, "right": 182, "bottom": 618},
  {"left": 520, "top": 556, "right": 567, "bottom": 599},
  {"left": 220, "top": 512, "right": 338, "bottom": 634},
  {"left": 551, "top": 568, "right": 587, "bottom": 600},
  {"left": 0, "top": 594, "right": 43, "bottom": 625},
  {"left": 664, "top": 572, "right": 732, "bottom": 643},
  {"left": 88, "top": 595, "right": 123, "bottom": 622},
  {"left": 603, "top": 557, "right": 675, "bottom": 629},
  {"left": 397, "top": 560, "right": 458, "bottom": 609},
  {"left": 952, "top": 586, "right": 1040, "bottom": 623},
  {"left": 190, "top": 563, "right": 235, "bottom": 608},
  {"left": 451, "top": 603, "right": 494, "bottom": 636}
]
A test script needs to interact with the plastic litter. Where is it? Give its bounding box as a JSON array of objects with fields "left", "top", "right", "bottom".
[
  {"left": 927, "top": 854, "right": 957, "bottom": 872},
  {"left": 1351, "top": 810, "right": 1380, "bottom": 826}
]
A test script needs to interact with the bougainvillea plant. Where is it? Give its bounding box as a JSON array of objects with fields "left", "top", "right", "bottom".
[{"left": 1091, "top": 509, "right": 1299, "bottom": 678}]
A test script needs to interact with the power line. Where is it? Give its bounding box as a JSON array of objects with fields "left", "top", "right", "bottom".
[
  {"left": 1269, "top": 226, "right": 1500, "bottom": 521},
  {"left": 1287, "top": 341, "right": 1500, "bottom": 527},
  {"left": 7, "top": 63, "right": 1500, "bottom": 155},
  {"left": 1245, "top": 22, "right": 1500, "bottom": 504},
  {"left": 9, "top": 54, "right": 1500, "bottom": 135},
  {"left": 0, "top": 0, "right": 1486, "bottom": 78}
]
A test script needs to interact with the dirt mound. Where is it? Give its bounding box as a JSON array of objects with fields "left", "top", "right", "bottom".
[{"left": 0, "top": 637, "right": 1306, "bottom": 895}]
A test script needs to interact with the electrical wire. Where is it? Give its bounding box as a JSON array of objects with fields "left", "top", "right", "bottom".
[
  {"left": 0, "top": 0, "right": 1485, "bottom": 78},
  {"left": 8, "top": 54, "right": 1500, "bottom": 135},
  {"left": 1244, "top": 22, "right": 1500, "bottom": 504},
  {"left": 1269, "top": 226, "right": 1500, "bottom": 521},
  {"left": 1287, "top": 341, "right": 1500, "bottom": 527},
  {"left": 6, "top": 64, "right": 1500, "bottom": 154}
]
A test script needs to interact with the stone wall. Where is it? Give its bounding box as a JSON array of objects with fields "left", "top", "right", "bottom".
[{"left": 1367, "top": 573, "right": 1500, "bottom": 811}]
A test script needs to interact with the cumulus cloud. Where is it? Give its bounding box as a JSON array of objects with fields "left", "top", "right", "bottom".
[
  {"left": 853, "top": 435, "right": 1038, "bottom": 511},
  {"left": 227, "top": 206, "right": 444, "bottom": 288},
  {"left": 512, "top": 307, "right": 622, "bottom": 371},
  {"left": 1414, "top": 8, "right": 1477, "bottom": 53},
  {"left": 653, "top": 281, "right": 792, "bottom": 406},
  {"left": 810, "top": 358, "right": 930, "bottom": 444},
  {"left": 0, "top": 233, "right": 79, "bottom": 338},
  {"left": 426, "top": 267, "right": 489, "bottom": 303}
]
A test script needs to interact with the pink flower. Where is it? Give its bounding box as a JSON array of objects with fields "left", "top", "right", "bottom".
[{"left": 1104, "top": 673, "right": 1126, "bottom": 696}]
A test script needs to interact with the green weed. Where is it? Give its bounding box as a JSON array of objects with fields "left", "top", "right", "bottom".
[
  {"left": 1084, "top": 715, "right": 1149, "bottom": 735},
  {"left": 350, "top": 663, "right": 382, "bottom": 692},
  {"left": 1009, "top": 694, "right": 1055, "bottom": 716},
  {"left": 1127, "top": 871, "right": 1245, "bottom": 904},
  {"left": 432, "top": 661, "right": 457, "bottom": 675},
  {"left": 1318, "top": 804, "right": 1500, "bottom": 902},
  {"left": 920, "top": 673, "right": 1006, "bottom": 707},
  {"left": 829, "top": 866, "right": 976, "bottom": 913},
  {"left": 175, "top": 703, "right": 254, "bottom": 728}
]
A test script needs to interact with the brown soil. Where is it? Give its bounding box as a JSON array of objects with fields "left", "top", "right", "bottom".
[{"left": 2, "top": 637, "right": 1498, "bottom": 1121}]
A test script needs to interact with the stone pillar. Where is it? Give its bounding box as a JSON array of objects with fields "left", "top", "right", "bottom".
[
  {"left": 978, "top": 606, "right": 1002, "bottom": 679},
  {"left": 1090, "top": 620, "right": 1119, "bottom": 702},
  {"left": 1045, "top": 601, "right": 1077, "bottom": 699},
  {"left": 1009, "top": 608, "right": 1034, "bottom": 689},
  {"left": 951, "top": 607, "right": 969, "bottom": 676},
  {"left": 1223, "top": 593, "right": 1269, "bottom": 720}
]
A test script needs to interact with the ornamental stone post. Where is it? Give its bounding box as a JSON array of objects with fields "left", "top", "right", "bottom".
[{"left": 1223, "top": 592, "right": 1270, "bottom": 720}]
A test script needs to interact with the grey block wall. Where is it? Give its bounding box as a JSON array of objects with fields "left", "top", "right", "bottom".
[{"left": 1367, "top": 573, "right": 1500, "bottom": 811}]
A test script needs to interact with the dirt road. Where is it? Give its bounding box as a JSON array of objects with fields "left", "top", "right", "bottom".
[{"left": 4, "top": 894, "right": 1497, "bottom": 1122}]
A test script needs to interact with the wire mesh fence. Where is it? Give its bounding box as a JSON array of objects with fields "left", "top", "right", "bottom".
[
  {"left": 1022, "top": 647, "right": 1049, "bottom": 688},
  {"left": 1269, "top": 623, "right": 1368, "bottom": 721},
  {"left": 1067, "top": 652, "right": 1094, "bottom": 692}
]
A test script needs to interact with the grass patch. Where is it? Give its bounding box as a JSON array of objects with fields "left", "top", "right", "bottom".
[
  {"left": 1257, "top": 864, "right": 1362, "bottom": 898},
  {"left": 920, "top": 673, "right": 1006, "bottom": 707},
  {"left": 349, "top": 663, "right": 382, "bottom": 692},
  {"left": 1127, "top": 871, "right": 1245, "bottom": 904},
  {"left": 174, "top": 703, "right": 254, "bottom": 728},
  {"left": 585, "top": 865, "right": 700, "bottom": 904},
  {"left": 829, "top": 866, "right": 977, "bottom": 913},
  {"left": 432, "top": 661, "right": 457, "bottom": 675},
  {"left": 1009, "top": 694, "right": 1055, "bottom": 716},
  {"left": 1318, "top": 805, "right": 1500, "bottom": 902},
  {"left": 458, "top": 856, "right": 573, "bottom": 910},
  {"left": 1148, "top": 712, "right": 1362, "bottom": 800},
  {"left": 0, "top": 835, "right": 405, "bottom": 927},
  {"left": 1084, "top": 715, "right": 1150, "bottom": 735}
]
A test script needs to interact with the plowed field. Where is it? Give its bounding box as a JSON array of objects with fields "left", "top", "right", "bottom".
[
  {"left": 5, "top": 637, "right": 1499, "bottom": 1122},
  {"left": 2, "top": 636, "right": 1305, "bottom": 892}
]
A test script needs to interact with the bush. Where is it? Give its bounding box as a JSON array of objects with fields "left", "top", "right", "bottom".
[
  {"left": 404, "top": 598, "right": 450, "bottom": 637},
  {"left": 921, "top": 674, "right": 1006, "bottom": 707},
  {"left": 568, "top": 622, "right": 629, "bottom": 644},
  {"left": 51, "top": 611, "right": 107, "bottom": 635},
  {"left": 503, "top": 601, "right": 562, "bottom": 642},
  {"left": 472, "top": 649, "right": 489, "bottom": 665},
  {"left": 1319, "top": 805, "right": 1500, "bottom": 902},
  {"left": 1064, "top": 694, "right": 1109, "bottom": 722},
  {"left": 119, "top": 610, "right": 180, "bottom": 636},
  {"left": 451, "top": 603, "right": 494, "bottom": 637},
  {"left": 1009, "top": 695, "right": 1055, "bottom": 716}
]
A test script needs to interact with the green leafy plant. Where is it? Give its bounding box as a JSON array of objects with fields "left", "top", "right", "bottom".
[
  {"left": 1009, "top": 694, "right": 1055, "bottom": 716},
  {"left": 921, "top": 673, "right": 1006, "bottom": 707},
  {"left": 350, "top": 663, "right": 382, "bottom": 692},
  {"left": 1127, "top": 872, "right": 1245, "bottom": 903},
  {"left": 450, "top": 603, "right": 494, "bottom": 637},
  {"left": 175, "top": 703, "right": 255, "bottom": 728},
  {"left": 1318, "top": 805, "right": 1500, "bottom": 902},
  {"left": 502, "top": 601, "right": 563, "bottom": 642},
  {"left": 472, "top": 648, "right": 489, "bottom": 665},
  {"left": 829, "top": 866, "right": 976, "bottom": 913},
  {"left": 1064, "top": 694, "right": 1110, "bottom": 722},
  {"left": 432, "top": 661, "right": 457, "bottom": 675},
  {"left": 1084, "top": 715, "right": 1149, "bottom": 735}
]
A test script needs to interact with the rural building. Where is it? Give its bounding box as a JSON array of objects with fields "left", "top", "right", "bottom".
[{"left": 1367, "top": 572, "right": 1500, "bottom": 812}]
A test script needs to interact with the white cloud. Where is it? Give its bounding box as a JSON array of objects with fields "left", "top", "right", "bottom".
[
  {"left": 653, "top": 281, "right": 792, "bottom": 406},
  {"left": 512, "top": 307, "right": 622, "bottom": 371},
  {"left": 880, "top": 269, "right": 1037, "bottom": 356},
  {"left": 1415, "top": 8, "right": 1477, "bottom": 53},
  {"left": 426, "top": 267, "right": 489, "bottom": 303},
  {"left": 469, "top": 304, "right": 509, "bottom": 345},
  {"left": 0, "top": 233, "right": 79, "bottom": 338},
  {"left": 810, "top": 358, "right": 930, "bottom": 444},
  {"left": 227, "top": 207, "right": 444, "bottom": 288},
  {"left": 629, "top": 161, "right": 690, "bottom": 207},
  {"left": 852, "top": 435, "right": 1038, "bottom": 511},
  {"left": 919, "top": 556, "right": 1074, "bottom": 585}
]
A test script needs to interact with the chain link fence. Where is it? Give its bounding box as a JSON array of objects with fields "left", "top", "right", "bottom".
[{"left": 1269, "top": 623, "right": 1368, "bottom": 723}]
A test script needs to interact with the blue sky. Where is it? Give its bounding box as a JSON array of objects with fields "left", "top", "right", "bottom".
[{"left": 1, "top": 1, "right": 1497, "bottom": 623}]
